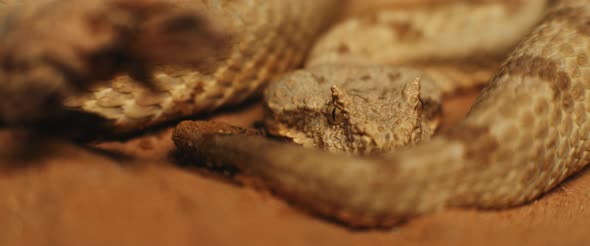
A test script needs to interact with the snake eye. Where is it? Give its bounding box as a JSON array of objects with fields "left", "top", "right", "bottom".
[{"left": 327, "top": 104, "right": 344, "bottom": 125}]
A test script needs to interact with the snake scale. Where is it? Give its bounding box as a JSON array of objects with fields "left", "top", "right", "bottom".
[{"left": 172, "top": 0, "right": 590, "bottom": 227}]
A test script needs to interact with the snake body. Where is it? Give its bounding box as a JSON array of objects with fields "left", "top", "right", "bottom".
[
  {"left": 28, "top": 0, "right": 543, "bottom": 133},
  {"left": 307, "top": 0, "right": 548, "bottom": 94},
  {"left": 2, "top": 0, "right": 584, "bottom": 228},
  {"left": 60, "top": 0, "right": 340, "bottom": 133},
  {"left": 173, "top": 0, "right": 590, "bottom": 227}
]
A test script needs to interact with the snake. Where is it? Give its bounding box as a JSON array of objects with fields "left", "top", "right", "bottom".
[
  {"left": 0, "top": 0, "right": 546, "bottom": 134},
  {"left": 172, "top": 0, "right": 590, "bottom": 228},
  {"left": 0, "top": 0, "right": 579, "bottom": 228},
  {"left": 0, "top": 0, "right": 340, "bottom": 132},
  {"left": 60, "top": 0, "right": 342, "bottom": 134}
]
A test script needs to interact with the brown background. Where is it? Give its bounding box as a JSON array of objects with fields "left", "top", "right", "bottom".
[{"left": 1, "top": 90, "right": 589, "bottom": 246}]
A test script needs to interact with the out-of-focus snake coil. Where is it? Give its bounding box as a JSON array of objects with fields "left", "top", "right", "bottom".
[
  {"left": 172, "top": 0, "right": 590, "bottom": 227},
  {"left": 63, "top": 0, "right": 341, "bottom": 133}
]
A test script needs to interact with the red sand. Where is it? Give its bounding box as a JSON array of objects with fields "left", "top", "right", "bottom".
[{"left": 1, "top": 91, "right": 589, "bottom": 245}]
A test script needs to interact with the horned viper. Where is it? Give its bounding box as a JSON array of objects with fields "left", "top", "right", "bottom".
[{"left": 173, "top": 0, "right": 590, "bottom": 228}]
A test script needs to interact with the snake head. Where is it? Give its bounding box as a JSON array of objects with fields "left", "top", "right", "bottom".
[
  {"left": 319, "top": 78, "right": 425, "bottom": 155},
  {"left": 264, "top": 64, "right": 442, "bottom": 155}
]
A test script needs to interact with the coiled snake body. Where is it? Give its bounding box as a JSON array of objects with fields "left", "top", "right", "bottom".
[
  {"left": 61, "top": 0, "right": 341, "bottom": 133},
  {"left": 3, "top": 0, "right": 590, "bottom": 228},
  {"left": 173, "top": 0, "right": 590, "bottom": 227}
]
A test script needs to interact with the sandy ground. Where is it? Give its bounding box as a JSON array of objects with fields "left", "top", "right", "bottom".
[{"left": 1, "top": 90, "right": 590, "bottom": 246}]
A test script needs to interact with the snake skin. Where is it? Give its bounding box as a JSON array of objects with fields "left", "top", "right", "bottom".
[
  {"left": 55, "top": 0, "right": 547, "bottom": 133},
  {"left": 62, "top": 0, "right": 340, "bottom": 133},
  {"left": 173, "top": 0, "right": 590, "bottom": 227}
]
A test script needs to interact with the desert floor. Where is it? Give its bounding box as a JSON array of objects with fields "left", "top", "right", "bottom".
[{"left": 1, "top": 89, "right": 589, "bottom": 246}]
